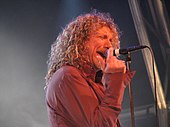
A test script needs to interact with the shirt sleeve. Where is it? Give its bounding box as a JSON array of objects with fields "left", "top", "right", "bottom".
[{"left": 46, "top": 67, "right": 130, "bottom": 127}]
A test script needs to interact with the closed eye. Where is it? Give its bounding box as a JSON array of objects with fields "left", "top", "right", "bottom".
[{"left": 98, "top": 35, "right": 108, "bottom": 39}]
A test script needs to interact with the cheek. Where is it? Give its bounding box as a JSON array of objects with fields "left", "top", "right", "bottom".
[
  {"left": 85, "top": 39, "right": 103, "bottom": 61},
  {"left": 86, "top": 46, "right": 98, "bottom": 65}
]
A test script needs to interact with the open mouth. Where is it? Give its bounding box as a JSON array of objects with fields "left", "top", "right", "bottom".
[{"left": 96, "top": 51, "right": 106, "bottom": 58}]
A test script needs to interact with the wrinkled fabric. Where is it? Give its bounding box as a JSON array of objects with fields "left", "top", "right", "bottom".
[{"left": 46, "top": 65, "right": 133, "bottom": 127}]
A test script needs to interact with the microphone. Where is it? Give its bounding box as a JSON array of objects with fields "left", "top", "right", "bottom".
[{"left": 105, "top": 45, "right": 147, "bottom": 57}]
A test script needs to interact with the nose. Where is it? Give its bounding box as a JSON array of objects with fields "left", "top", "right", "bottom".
[{"left": 104, "top": 40, "right": 112, "bottom": 48}]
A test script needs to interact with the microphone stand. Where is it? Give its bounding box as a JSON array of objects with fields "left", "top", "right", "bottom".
[{"left": 125, "top": 52, "right": 135, "bottom": 127}]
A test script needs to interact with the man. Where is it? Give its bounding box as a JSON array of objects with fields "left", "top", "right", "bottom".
[{"left": 45, "top": 11, "right": 135, "bottom": 127}]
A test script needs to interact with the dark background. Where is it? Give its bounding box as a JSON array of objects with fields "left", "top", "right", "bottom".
[{"left": 0, "top": 0, "right": 169, "bottom": 127}]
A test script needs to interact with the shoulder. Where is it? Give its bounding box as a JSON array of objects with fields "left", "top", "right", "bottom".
[
  {"left": 48, "top": 66, "right": 84, "bottom": 88},
  {"left": 46, "top": 66, "right": 88, "bottom": 98},
  {"left": 46, "top": 66, "right": 81, "bottom": 92},
  {"left": 54, "top": 65, "right": 82, "bottom": 79}
]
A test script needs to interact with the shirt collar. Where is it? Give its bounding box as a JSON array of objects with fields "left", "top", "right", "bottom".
[{"left": 80, "top": 64, "right": 96, "bottom": 81}]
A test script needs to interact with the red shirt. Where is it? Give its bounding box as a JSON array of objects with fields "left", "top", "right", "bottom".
[{"left": 46, "top": 65, "right": 130, "bottom": 127}]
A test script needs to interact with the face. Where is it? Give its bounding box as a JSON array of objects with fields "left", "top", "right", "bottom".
[{"left": 85, "top": 26, "right": 120, "bottom": 71}]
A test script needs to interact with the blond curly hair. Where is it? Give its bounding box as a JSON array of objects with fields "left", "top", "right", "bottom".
[{"left": 46, "top": 10, "right": 120, "bottom": 84}]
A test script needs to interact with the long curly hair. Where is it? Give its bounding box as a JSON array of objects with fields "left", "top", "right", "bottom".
[{"left": 45, "top": 10, "right": 120, "bottom": 84}]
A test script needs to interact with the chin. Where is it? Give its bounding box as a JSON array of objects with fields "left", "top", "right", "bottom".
[{"left": 94, "top": 64, "right": 101, "bottom": 71}]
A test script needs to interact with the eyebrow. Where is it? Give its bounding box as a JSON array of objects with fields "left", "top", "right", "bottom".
[{"left": 95, "top": 31, "right": 110, "bottom": 36}]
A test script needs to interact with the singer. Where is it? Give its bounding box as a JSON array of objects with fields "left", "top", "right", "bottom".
[{"left": 45, "top": 10, "right": 135, "bottom": 127}]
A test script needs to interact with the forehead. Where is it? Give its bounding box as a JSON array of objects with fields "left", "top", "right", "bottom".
[
  {"left": 98, "top": 27, "right": 110, "bottom": 33},
  {"left": 93, "top": 26, "right": 118, "bottom": 36}
]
